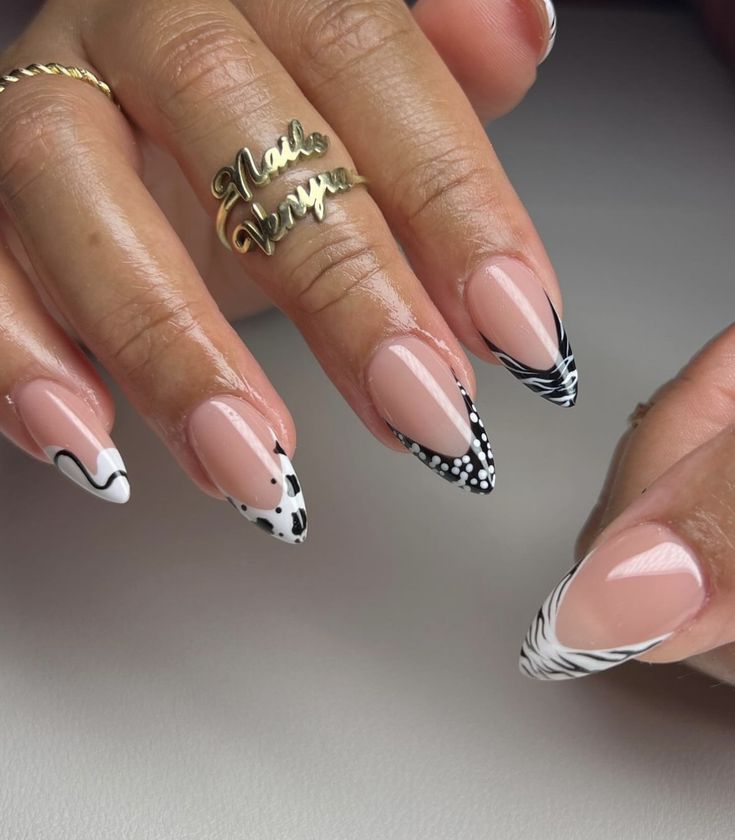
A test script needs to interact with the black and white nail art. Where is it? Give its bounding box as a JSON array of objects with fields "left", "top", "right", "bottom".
[
  {"left": 46, "top": 445, "right": 130, "bottom": 504},
  {"left": 389, "top": 378, "right": 495, "bottom": 494},
  {"left": 226, "top": 441, "right": 307, "bottom": 545},
  {"left": 519, "top": 562, "right": 668, "bottom": 681},
  {"left": 540, "top": 0, "right": 557, "bottom": 63},
  {"left": 483, "top": 299, "right": 578, "bottom": 408}
]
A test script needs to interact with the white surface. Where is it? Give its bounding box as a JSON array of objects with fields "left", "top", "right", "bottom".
[{"left": 2, "top": 4, "right": 735, "bottom": 839}]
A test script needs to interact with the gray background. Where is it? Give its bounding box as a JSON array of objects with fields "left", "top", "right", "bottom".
[{"left": 2, "top": 3, "right": 735, "bottom": 839}]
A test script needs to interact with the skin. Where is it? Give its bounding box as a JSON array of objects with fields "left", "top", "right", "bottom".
[
  {"left": 575, "top": 325, "right": 735, "bottom": 683},
  {"left": 3, "top": 0, "right": 735, "bottom": 683},
  {"left": 0, "top": 0, "right": 558, "bottom": 498}
]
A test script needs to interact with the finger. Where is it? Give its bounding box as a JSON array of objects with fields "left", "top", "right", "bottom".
[
  {"left": 582, "top": 325, "right": 735, "bottom": 543},
  {"left": 0, "top": 54, "right": 307, "bottom": 542},
  {"left": 412, "top": 0, "right": 556, "bottom": 117},
  {"left": 574, "top": 427, "right": 635, "bottom": 558},
  {"left": 84, "top": 1, "right": 497, "bottom": 495},
  {"left": 237, "top": 0, "right": 577, "bottom": 408},
  {"left": 0, "top": 232, "right": 130, "bottom": 502},
  {"left": 520, "top": 325, "right": 735, "bottom": 680}
]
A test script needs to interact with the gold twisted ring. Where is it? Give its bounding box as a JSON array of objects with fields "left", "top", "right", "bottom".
[
  {"left": 212, "top": 119, "right": 367, "bottom": 257},
  {"left": 0, "top": 63, "right": 115, "bottom": 103}
]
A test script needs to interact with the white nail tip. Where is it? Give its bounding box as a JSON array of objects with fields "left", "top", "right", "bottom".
[
  {"left": 226, "top": 446, "right": 308, "bottom": 545},
  {"left": 539, "top": 0, "right": 557, "bottom": 63},
  {"left": 45, "top": 445, "right": 130, "bottom": 504},
  {"left": 518, "top": 564, "right": 669, "bottom": 681}
]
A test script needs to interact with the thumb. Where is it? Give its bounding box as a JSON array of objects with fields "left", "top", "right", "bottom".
[{"left": 520, "top": 324, "right": 735, "bottom": 680}]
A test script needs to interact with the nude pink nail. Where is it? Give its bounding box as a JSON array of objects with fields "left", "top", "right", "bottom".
[
  {"left": 367, "top": 336, "right": 495, "bottom": 493},
  {"left": 520, "top": 523, "right": 706, "bottom": 680},
  {"left": 14, "top": 379, "right": 130, "bottom": 503},
  {"left": 466, "top": 257, "right": 578, "bottom": 407},
  {"left": 187, "top": 396, "right": 307, "bottom": 543}
]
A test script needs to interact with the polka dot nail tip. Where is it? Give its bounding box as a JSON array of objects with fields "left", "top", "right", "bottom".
[
  {"left": 389, "top": 377, "right": 495, "bottom": 494},
  {"left": 188, "top": 396, "right": 308, "bottom": 545},
  {"left": 367, "top": 336, "right": 495, "bottom": 495}
]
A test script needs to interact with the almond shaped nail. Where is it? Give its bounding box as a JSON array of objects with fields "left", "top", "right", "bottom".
[
  {"left": 367, "top": 336, "right": 495, "bottom": 494},
  {"left": 519, "top": 523, "right": 706, "bottom": 681},
  {"left": 466, "top": 257, "right": 578, "bottom": 407},
  {"left": 187, "top": 396, "right": 307, "bottom": 544},
  {"left": 15, "top": 380, "right": 130, "bottom": 503}
]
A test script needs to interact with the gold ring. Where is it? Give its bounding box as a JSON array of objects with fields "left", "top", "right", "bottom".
[
  {"left": 212, "top": 119, "right": 367, "bottom": 257},
  {"left": 0, "top": 63, "right": 115, "bottom": 103}
]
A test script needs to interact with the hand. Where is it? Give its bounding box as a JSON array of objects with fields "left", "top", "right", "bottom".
[
  {"left": 0, "top": 0, "right": 573, "bottom": 543},
  {"left": 520, "top": 325, "right": 735, "bottom": 683}
]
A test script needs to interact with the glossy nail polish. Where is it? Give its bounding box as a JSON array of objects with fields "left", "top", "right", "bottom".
[
  {"left": 367, "top": 336, "right": 495, "bottom": 493},
  {"left": 15, "top": 380, "right": 130, "bottom": 503},
  {"left": 520, "top": 523, "right": 706, "bottom": 680},
  {"left": 187, "top": 396, "right": 307, "bottom": 544},
  {"left": 466, "top": 257, "right": 578, "bottom": 407},
  {"left": 539, "top": 0, "right": 557, "bottom": 63}
]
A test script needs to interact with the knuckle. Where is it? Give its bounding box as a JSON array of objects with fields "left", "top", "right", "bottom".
[
  {"left": 0, "top": 86, "right": 90, "bottom": 204},
  {"left": 393, "top": 137, "right": 499, "bottom": 229},
  {"left": 716, "top": 322, "right": 735, "bottom": 358},
  {"left": 296, "top": 0, "right": 413, "bottom": 81},
  {"left": 678, "top": 324, "right": 735, "bottom": 407},
  {"left": 99, "top": 287, "right": 203, "bottom": 381},
  {"left": 286, "top": 227, "right": 396, "bottom": 316},
  {"left": 141, "top": 8, "right": 274, "bottom": 133}
]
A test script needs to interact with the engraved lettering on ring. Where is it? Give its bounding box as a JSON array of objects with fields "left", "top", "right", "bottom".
[
  {"left": 232, "top": 168, "right": 367, "bottom": 256},
  {"left": 212, "top": 119, "right": 329, "bottom": 250}
]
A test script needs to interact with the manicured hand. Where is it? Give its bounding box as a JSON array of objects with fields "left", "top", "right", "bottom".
[
  {"left": 521, "top": 326, "right": 735, "bottom": 683},
  {"left": 0, "top": 0, "right": 573, "bottom": 542}
]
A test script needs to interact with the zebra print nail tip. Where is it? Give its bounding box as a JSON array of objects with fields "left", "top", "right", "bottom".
[
  {"left": 46, "top": 445, "right": 130, "bottom": 504},
  {"left": 390, "top": 377, "right": 496, "bottom": 494},
  {"left": 226, "top": 442, "right": 308, "bottom": 545},
  {"left": 539, "top": 0, "right": 557, "bottom": 63},
  {"left": 484, "top": 301, "right": 578, "bottom": 408},
  {"left": 518, "top": 562, "right": 669, "bottom": 681},
  {"left": 519, "top": 524, "right": 705, "bottom": 681}
]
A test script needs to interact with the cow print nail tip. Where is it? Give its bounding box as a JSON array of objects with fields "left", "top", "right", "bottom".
[
  {"left": 226, "top": 441, "right": 307, "bottom": 545},
  {"left": 389, "top": 377, "right": 495, "bottom": 494},
  {"left": 45, "top": 445, "right": 130, "bottom": 503},
  {"left": 483, "top": 298, "right": 578, "bottom": 408},
  {"left": 518, "top": 562, "right": 669, "bottom": 681}
]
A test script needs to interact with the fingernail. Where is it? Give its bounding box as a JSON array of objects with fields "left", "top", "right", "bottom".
[
  {"left": 539, "top": 0, "right": 557, "bottom": 63},
  {"left": 14, "top": 379, "right": 130, "bottom": 503},
  {"left": 466, "top": 257, "right": 578, "bottom": 407},
  {"left": 367, "top": 336, "right": 495, "bottom": 493},
  {"left": 187, "top": 396, "right": 307, "bottom": 544},
  {"left": 520, "top": 523, "right": 706, "bottom": 681}
]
